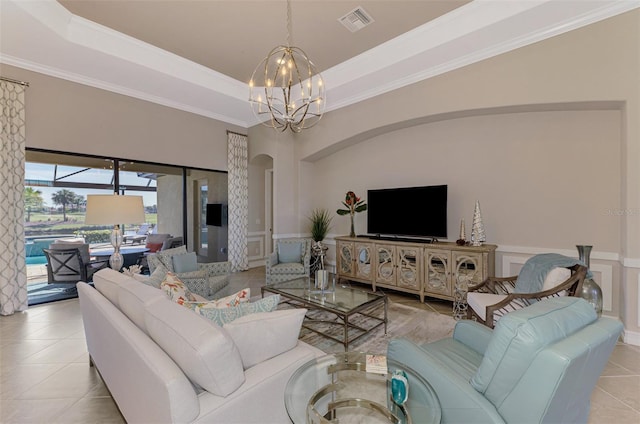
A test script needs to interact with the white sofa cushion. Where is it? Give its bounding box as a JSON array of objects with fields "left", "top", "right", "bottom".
[
  {"left": 117, "top": 278, "right": 166, "bottom": 333},
  {"left": 132, "top": 266, "right": 167, "bottom": 289},
  {"left": 144, "top": 297, "right": 245, "bottom": 397},
  {"left": 224, "top": 308, "right": 307, "bottom": 369},
  {"left": 467, "top": 293, "right": 508, "bottom": 321},
  {"left": 93, "top": 268, "right": 133, "bottom": 308}
]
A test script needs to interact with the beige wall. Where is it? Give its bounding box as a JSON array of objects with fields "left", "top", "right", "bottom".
[
  {"left": 312, "top": 110, "right": 621, "bottom": 250},
  {"left": 249, "top": 10, "right": 640, "bottom": 340},
  {"left": 1, "top": 64, "right": 242, "bottom": 170}
]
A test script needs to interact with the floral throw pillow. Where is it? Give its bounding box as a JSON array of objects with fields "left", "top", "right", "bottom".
[
  {"left": 182, "top": 288, "right": 251, "bottom": 313},
  {"left": 160, "top": 272, "right": 197, "bottom": 305},
  {"left": 195, "top": 294, "right": 281, "bottom": 326}
]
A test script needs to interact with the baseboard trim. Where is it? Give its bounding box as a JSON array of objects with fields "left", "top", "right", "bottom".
[{"left": 623, "top": 329, "right": 640, "bottom": 347}]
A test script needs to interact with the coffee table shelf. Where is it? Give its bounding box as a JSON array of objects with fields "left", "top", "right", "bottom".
[{"left": 261, "top": 274, "right": 387, "bottom": 351}]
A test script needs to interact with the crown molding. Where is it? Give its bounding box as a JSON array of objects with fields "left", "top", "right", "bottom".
[
  {"left": 325, "top": 0, "right": 640, "bottom": 112},
  {"left": 1, "top": 55, "right": 250, "bottom": 128},
  {"left": 3, "top": 0, "right": 639, "bottom": 127}
]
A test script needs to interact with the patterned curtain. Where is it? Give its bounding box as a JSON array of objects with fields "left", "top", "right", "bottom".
[
  {"left": 227, "top": 131, "right": 249, "bottom": 272},
  {"left": 0, "top": 79, "right": 28, "bottom": 315}
]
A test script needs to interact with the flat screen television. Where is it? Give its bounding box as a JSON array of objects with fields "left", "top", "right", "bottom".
[
  {"left": 206, "top": 203, "right": 227, "bottom": 227},
  {"left": 367, "top": 185, "right": 447, "bottom": 239}
]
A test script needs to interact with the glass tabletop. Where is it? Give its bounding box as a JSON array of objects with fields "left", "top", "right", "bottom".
[
  {"left": 285, "top": 352, "right": 441, "bottom": 424},
  {"left": 264, "top": 275, "right": 385, "bottom": 314}
]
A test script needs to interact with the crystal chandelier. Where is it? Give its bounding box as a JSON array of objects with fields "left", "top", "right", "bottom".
[{"left": 249, "top": 0, "right": 325, "bottom": 133}]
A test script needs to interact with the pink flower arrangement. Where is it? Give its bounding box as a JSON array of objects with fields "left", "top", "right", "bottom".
[
  {"left": 337, "top": 191, "right": 367, "bottom": 237},
  {"left": 336, "top": 191, "right": 367, "bottom": 216}
]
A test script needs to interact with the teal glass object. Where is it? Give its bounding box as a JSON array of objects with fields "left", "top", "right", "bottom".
[{"left": 391, "top": 369, "right": 409, "bottom": 405}]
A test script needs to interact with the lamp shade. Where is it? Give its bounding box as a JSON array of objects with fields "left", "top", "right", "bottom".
[{"left": 84, "top": 194, "right": 145, "bottom": 225}]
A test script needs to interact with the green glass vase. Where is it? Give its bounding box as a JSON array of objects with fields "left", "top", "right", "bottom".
[{"left": 576, "top": 245, "right": 603, "bottom": 317}]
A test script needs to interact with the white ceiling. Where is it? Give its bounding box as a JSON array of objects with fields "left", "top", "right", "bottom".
[{"left": 1, "top": 0, "right": 638, "bottom": 128}]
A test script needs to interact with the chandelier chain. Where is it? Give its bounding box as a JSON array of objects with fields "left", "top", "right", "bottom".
[{"left": 286, "top": 0, "right": 293, "bottom": 47}]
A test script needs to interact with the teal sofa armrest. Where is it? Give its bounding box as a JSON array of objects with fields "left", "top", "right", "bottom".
[
  {"left": 453, "top": 320, "right": 494, "bottom": 355},
  {"left": 387, "top": 338, "right": 506, "bottom": 424}
]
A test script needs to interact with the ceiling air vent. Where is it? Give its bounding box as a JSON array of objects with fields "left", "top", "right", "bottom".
[{"left": 339, "top": 7, "right": 374, "bottom": 33}]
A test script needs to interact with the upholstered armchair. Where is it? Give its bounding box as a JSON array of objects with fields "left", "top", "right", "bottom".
[
  {"left": 266, "top": 239, "right": 311, "bottom": 284},
  {"left": 467, "top": 253, "right": 588, "bottom": 328},
  {"left": 147, "top": 246, "right": 230, "bottom": 298},
  {"left": 388, "top": 297, "right": 623, "bottom": 424}
]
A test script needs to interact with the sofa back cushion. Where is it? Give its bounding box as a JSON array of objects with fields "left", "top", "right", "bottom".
[
  {"left": 470, "top": 297, "right": 596, "bottom": 406},
  {"left": 93, "top": 268, "right": 131, "bottom": 308},
  {"left": 144, "top": 297, "right": 245, "bottom": 397},
  {"left": 117, "top": 278, "right": 166, "bottom": 333}
]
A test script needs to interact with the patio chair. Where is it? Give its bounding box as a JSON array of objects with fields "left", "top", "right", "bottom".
[
  {"left": 42, "top": 247, "right": 108, "bottom": 285},
  {"left": 123, "top": 223, "right": 150, "bottom": 245},
  {"left": 466, "top": 253, "right": 588, "bottom": 328}
]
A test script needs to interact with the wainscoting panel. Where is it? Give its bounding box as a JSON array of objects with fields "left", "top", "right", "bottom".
[{"left": 248, "top": 232, "right": 265, "bottom": 268}]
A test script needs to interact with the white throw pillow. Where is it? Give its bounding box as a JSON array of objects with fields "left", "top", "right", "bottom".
[
  {"left": 144, "top": 297, "right": 245, "bottom": 396},
  {"left": 223, "top": 308, "right": 307, "bottom": 369},
  {"left": 542, "top": 267, "right": 572, "bottom": 291}
]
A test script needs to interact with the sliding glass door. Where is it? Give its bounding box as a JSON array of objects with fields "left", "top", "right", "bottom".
[{"left": 25, "top": 149, "right": 228, "bottom": 270}]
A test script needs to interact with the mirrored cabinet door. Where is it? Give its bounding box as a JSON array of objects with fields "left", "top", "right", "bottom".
[
  {"left": 338, "top": 241, "right": 354, "bottom": 277},
  {"left": 397, "top": 247, "right": 420, "bottom": 290},
  {"left": 453, "top": 252, "right": 483, "bottom": 287},
  {"left": 355, "top": 242, "right": 373, "bottom": 280},
  {"left": 425, "top": 250, "right": 452, "bottom": 296},
  {"left": 375, "top": 245, "right": 395, "bottom": 285}
]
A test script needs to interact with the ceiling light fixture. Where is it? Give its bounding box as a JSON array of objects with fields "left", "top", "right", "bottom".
[{"left": 249, "top": 0, "right": 325, "bottom": 133}]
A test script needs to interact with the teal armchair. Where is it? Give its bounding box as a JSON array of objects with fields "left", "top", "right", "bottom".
[{"left": 388, "top": 297, "right": 623, "bottom": 424}]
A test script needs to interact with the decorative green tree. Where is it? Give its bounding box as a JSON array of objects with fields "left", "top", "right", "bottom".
[
  {"left": 71, "top": 192, "right": 85, "bottom": 212},
  {"left": 308, "top": 208, "right": 332, "bottom": 243},
  {"left": 24, "top": 187, "right": 44, "bottom": 222},
  {"left": 51, "top": 189, "right": 77, "bottom": 222}
]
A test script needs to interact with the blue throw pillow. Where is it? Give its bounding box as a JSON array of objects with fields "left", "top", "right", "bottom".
[
  {"left": 172, "top": 252, "right": 199, "bottom": 273},
  {"left": 278, "top": 242, "right": 302, "bottom": 264},
  {"left": 196, "top": 295, "right": 281, "bottom": 326}
]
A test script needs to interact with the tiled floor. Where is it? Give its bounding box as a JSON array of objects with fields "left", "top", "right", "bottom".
[{"left": 3, "top": 267, "right": 640, "bottom": 423}]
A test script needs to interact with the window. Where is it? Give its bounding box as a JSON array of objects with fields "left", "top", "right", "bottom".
[{"left": 25, "top": 149, "right": 228, "bottom": 256}]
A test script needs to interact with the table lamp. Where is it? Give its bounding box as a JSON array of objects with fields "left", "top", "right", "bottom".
[{"left": 85, "top": 194, "right": 145, "bottom": 271}]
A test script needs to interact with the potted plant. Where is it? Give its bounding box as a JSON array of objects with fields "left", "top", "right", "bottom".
[{"left": 309, "top": 208, "right": 332, "bottom": 245}]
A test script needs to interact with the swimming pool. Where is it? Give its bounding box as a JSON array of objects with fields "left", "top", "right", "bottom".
[{"left": 26, "top": 256, "right": 48, "bottom": 265}]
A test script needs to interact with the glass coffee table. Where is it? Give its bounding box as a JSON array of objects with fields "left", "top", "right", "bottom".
[
  {"left": 261, "top": 274, "right": 387, "bottom": 351},
  {"left": 285, "top": 352, "right": 441, "bottom": 424}
]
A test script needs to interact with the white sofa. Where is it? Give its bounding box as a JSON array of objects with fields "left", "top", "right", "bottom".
[{"left": 78, "top": 268, "right": 325, "bottom": 423}]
